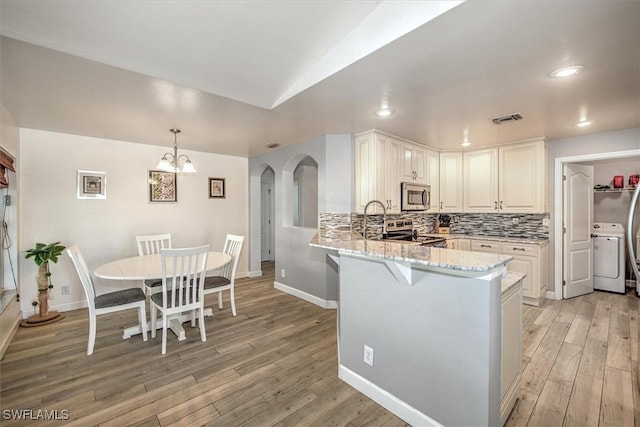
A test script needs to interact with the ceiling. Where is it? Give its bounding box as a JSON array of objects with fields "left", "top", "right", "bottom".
[{"left": 1, "top": 0, "right": 639, "bottom": 158}]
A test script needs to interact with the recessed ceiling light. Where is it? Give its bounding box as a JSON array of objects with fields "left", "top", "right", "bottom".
[
  {"left": 576, "top": 120, "right": 592, "bottom": 127},
  {"left": 461, "top": 140, "right": 471, "bottom": 147},
  {"left": 375, "top": 108, "right": 395, "bottom": 117},
  {"left": 549, "top": 65, "right": 584, "bottom": 78}
]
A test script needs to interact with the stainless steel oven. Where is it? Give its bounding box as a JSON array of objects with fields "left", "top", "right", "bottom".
[{"left": 401, "top": 182, "right": 430, "bottom": 211}]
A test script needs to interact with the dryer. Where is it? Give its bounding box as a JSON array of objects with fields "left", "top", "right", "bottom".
[{"left": 593, "top": 223, "right": 626, "bottom": 293}]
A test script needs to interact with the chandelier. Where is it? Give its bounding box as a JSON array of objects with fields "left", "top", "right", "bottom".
[{"left": 156, "top": 129, "right": 196, "bottom": 174}]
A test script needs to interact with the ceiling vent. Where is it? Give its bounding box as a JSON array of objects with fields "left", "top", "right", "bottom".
[{"left": 491, "top": 113, "right": 523, "bottom": 125}]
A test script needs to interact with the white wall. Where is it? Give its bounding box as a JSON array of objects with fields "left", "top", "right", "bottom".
[{"left": 19, "top": 129, "right": 248, "bottom": 317}]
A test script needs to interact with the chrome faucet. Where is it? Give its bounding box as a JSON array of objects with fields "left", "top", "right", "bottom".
[{"left": 363, "top": 200, "right": 387, "bottom": 240}]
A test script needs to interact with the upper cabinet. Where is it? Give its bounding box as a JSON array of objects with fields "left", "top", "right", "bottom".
[
  {"left": 425, "top": 149, "right": 440, "bottom": 212},
  {"left": 464, "top": 140, "right": 547, "bottom": 213},
  {"left": 354, "top": 131, "right": 401, "bottom": 214},
  {"left": 499, "top": 140, "right": 547, "bottom": 213},
  {"left": 354, "top": 131, "right": 547, "bottom": 215},
  {"left": 400, "top": 143, "right": 427, "bottom": 185},
  {"left": 439, "top": 152, "right": 463, "bottom": 212}
]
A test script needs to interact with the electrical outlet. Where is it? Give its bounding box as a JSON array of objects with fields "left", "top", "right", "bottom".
[
  {"left": 61, "top": 285, "right": 70, "bottom": 295},
  {"left": 281, "top": 269, "right": 285, "bottom": 278},
  {"left": 363, "top": 345, "right": 374, "bottom": 367},
  {"left": 542, "top": 218, "right": 550, "bottom": 227},
  {"left": 512, "top": 218, "right": 520, "bottom": 225}
]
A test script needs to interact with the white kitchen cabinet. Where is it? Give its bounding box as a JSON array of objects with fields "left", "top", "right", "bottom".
[
  {"left": 501, "top": 278, "right": 522, "bottom": 425},
  {"left": 501, "top": 241, "right": 548, "bottom": 306},
  {"left": 400, "top": 142, "right": 427, "bottom": 185},
  {"left": 498, "top": 140, "right": 547, "bottom": 213},
  {"left": 425, "top": 149, "right": 439, "bottom": 212},
  {"left": 354, "top": 131, "right": 400, "bottom": 214},
  {"left": 463, "top": 148, "right": 498, "bottom": 212},
  {"left": 447, "top": 238, "right": 470, "bottom": 250},
  {"left": 439, "top": 152, "right": 463, "bottom": 212},
  {"left": 463, "top": 140, "right": 547, "bottom": 213}
]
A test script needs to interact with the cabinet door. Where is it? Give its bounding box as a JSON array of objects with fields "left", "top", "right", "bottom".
[
  {"left": 447, "top": 239, "right": 458, "bottom": 250},
  {"left": 508, "top": 256, "right": 535, "bottom": 298},
  {"left": 464, "top": 148, "right": 498, "bottom": 212},
  {"left": 499, "top": 141, "right": 544, "bottom": 213},
  {"left": 425, "top": 149, "right": 439, "bottom": 212},
  {"left": 400, "top": 143, "right": 427, "bottom": 185},
  {"left": 457, "top": 239, "right": 471, "bottom": 251},
  {"left": 354, "top": 133, "right": 376, "bottom": 213},
  {"left": 439, "top": 152, "right": 463, "bottom": 212},
  {"left": 385, "top": 139, "right": 401, "bottom": 213}
]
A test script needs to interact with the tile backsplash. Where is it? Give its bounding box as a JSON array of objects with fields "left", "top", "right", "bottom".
[{"left": 319, "top": 212, "right": 550, "bottom": 240}]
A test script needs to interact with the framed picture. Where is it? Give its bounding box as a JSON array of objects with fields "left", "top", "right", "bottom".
[
  {"left": 149, "top": 170, "right": 177, "bottom": 203},
  {"left": 77, "top": 170, "right": 106, "bottom": 199},
  {"left": 209, "top": 177, "right": 225, "bottom": 198}
]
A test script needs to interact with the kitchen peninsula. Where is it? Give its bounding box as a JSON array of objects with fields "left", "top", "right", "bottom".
[{"left": 310, "top": 231, "right": 524, "bottom": 427}]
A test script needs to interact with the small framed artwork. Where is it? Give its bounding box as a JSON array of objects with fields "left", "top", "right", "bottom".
[
  {"left": 149, "top": 170, "right": 177, "bottom": 203},
  {"left": 77, "top": 170, "right": 106, "bottom": 199},
  {"left": 209, "top": 177, "right": 225, "bottom": 198}
]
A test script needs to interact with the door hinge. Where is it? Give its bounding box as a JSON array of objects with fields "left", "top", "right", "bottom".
[
  {"left": 562, "top": 280, "right": 566, "bottom": 287},
  {"left": 562, "top": 226, "right": 566, "bottom": 234},
  {"left": 563, "top": 175, "right": 566, "bottom": 181}
]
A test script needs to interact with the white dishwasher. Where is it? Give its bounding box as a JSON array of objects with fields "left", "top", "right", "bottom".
[{"left": 593, "top": 223, "right": 626, "bottom": 293}]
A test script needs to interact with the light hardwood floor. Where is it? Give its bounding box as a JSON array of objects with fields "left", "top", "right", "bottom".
[{"left": 1, "top": 263, "right": 638, "bottom": 426}]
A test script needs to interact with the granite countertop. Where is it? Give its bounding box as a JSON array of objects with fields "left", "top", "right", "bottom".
[
  {"left": 422, "top": 233, "right": 549, "bottom": 245},
  {"left": 501, "top": 272, "right": 526, "bottom": 294},
  {"left": 310, "top": 232, "right": 513, "bottom": 274}
]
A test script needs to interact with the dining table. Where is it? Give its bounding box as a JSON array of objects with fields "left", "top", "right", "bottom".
[{"left": 94, "top": 251, "right": 232, "bottom": 341}]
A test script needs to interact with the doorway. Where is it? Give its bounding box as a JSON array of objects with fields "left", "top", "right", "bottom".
[{"left": 554, "top": 149, "right": 640, "bottom": 299}]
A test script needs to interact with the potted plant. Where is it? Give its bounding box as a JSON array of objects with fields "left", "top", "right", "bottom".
[{"left": 21, "top": 241, "right": 66, "bottom": 326}]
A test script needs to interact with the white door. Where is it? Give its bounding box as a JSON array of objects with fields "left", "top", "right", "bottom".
[
  {"left": 563, "top": 163, "right": 594, "bottom": 298},
  {"left": 261, "top": 181, "right": 273, "bottom": 261}
]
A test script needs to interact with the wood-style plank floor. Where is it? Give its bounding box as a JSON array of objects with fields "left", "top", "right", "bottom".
[{"left": 1, "top": 263, "right": 638, "bottom": 426}]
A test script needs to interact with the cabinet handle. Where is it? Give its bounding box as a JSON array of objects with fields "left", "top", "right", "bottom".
[
  {"left": 494, "top": 201, "right": 498, "bottom": 210},
  {"left": 500, "top": 201, "right": 503, "bottom": 209},
  {"left": 440, "top": 201, "right": 443, "bottom": 209},
  {"left": 513, "top": 247, "right": 526, "bottom": 251},
  {"left": 480, "top": 244, "right": 492, "bottom": 248}
]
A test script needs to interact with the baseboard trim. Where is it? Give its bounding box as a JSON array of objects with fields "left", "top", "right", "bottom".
[
  {"left": 0, "top": 297, "right": 21, "bottom": 360},
  {"left": 546, "top": 290, "right": 557, "bottom": 300},
  {"left": 248, "top": 270, "right": 262, "bottom": 278},
  {"left": 338, "top": 365, "right": 442, "bottom": 427},
  {"left": 273, "top": 281, "right": 338, "bottom": 309}
]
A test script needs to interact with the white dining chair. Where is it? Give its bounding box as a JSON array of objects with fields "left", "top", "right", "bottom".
[
  {"left": 203, "top": 234, "right": 244, "bottom": 316},
  {"left": 66, "top": 245, "right": 148, "bottom": 355},
  {"left": 150, "top": 245, "right": 210, "bottom": 355},
  {"left": 136, "top": 233, "right": 172, "bottom": 295}
]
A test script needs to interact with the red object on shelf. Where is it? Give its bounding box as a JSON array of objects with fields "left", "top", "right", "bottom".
[
  {"left": 613, "top": 175, "right": 624, "bottom": 188},
  {"left": 630, "top": 174, "right": 639, "bottom": 188}
]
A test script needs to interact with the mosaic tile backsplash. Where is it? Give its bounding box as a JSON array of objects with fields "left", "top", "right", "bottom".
[{"left": 319, "top": 212, "right": 550, "bottom": 240}]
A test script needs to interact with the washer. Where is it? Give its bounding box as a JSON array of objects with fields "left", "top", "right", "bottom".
[{"left": 593, "top": 223, "right": 626, "bottom": 293}]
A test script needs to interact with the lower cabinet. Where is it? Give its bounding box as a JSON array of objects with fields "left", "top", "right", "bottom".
[
  {"left": 501, "top": 280, "right": 522, "bottom": 424},
  {"left": 472, "top": 239, "right": 549, "bottom": 306},
  {"left": 447, "top": 238, "right": 471, "bottom": 250}
]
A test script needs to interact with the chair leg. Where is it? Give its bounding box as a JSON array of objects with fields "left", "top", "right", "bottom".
[
  {"left": 161, "top": 315, "right": 168, "bottom": 355},
  {"left": 199, "top": 307, "right": 207, "bottom": 343},
  {"left": 218, "top": 291, "right": 223, "bottom": 309},
  {"left": 87, "top": 315, "right": 97, "bottom": 356},
  {"left": 139, "top": 303, "right": 148, "bottom": 341},
  {"left": 150, "top": 304, "right": 157, "bottom": 339},
  {"left": 230, "top": 288, "right": 237, "bottom": 317},
  {"left": 191, "top": 309, "right": 196, "bottom": 327}
]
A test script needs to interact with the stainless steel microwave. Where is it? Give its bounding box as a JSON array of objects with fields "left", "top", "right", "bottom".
[{"left": 401, "top": 182, "right": 430, "bottom": 211}]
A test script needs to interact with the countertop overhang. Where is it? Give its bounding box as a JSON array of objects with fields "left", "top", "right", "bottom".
[{"left": 310, "top": 231, "right": 513, "bottom": 275}]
